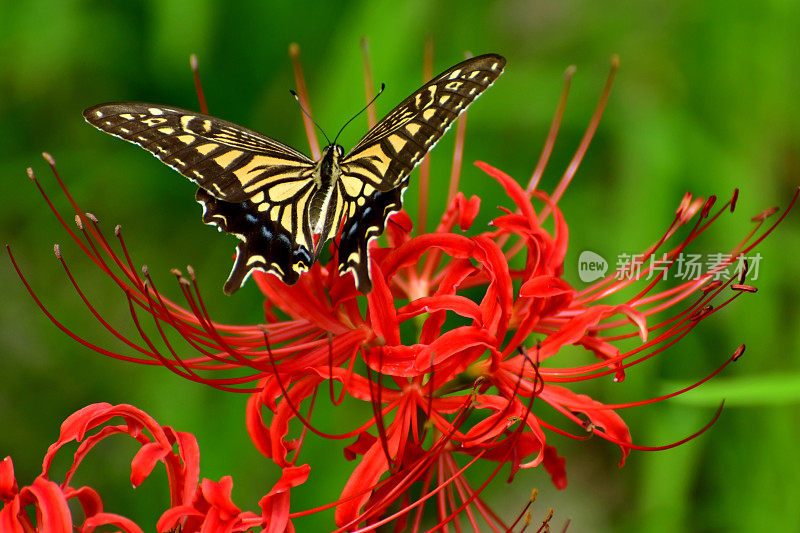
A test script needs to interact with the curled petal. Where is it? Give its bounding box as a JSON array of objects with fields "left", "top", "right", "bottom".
[
  {"left": 265, "top": 464, "right": 310, "bottom": 497},
  {"left": 260, "top": 490, "right": 292, "bottom": 533},
  {"left": 520, "top": 275, "right": 574, "bottom": 298},
  {"left": 540, "top": 385, "right": 632, "bottom": 465},
  {"left": 131, "top": 442, "right": 170, "bottom": 487},
  {"left": 157, "top": 505, "right": 203, "bottom": 531},
  {"left": 20, "top": 477, "right": 72, "bottom": 533},
  {"left": 397, "top": 294, "right": 483, "bottom": 323},
  {"left": 414, "top": 326, "right": 496, "bottom": 370},
  {"left": 83, "top": 512, "right": 145, "bottom": 533},
  {"left": 476, "top": 161, "right": 537, "bottom": 226},
  {"left": 542, "top": 445, "right": 567, "bottom": 490},
  {"left": 335, "top": 436, "right": 394, "bottom": 527},
  {"left": 64, "top": 486, "right": 103, "bottom": 523},
  {"left": 246, "top": 390, "right": 273, "bottom": 459},
  {"left": 366, "top": 263, "right": 400, "bottom": 345},
  {"left": 200, "top": 477, "right": 241, "bottom": 520},
  {"left": 0, "top": 457, "right": 18, "bottom": 501},
  {"left": 0, "top": 497, "right": 25, "bottom": 533}
]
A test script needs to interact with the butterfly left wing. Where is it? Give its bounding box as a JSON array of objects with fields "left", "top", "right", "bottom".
[
  {"left": 83, "top": 103, "right": 314, "bottom": 202},
  {"left": 195, "top": 189, "right": 316, "bottom": 294},
  {"left": 337, "top": 53, "right": 506, "bottom": 292},
  {"left": 83, "top": 103, "right": 321, "bottom": 293}
]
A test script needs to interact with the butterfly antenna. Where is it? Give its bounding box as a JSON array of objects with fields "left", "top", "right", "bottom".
[
  {"left": 333, "top": 83, "right": 385, "bottom": 145},
  {"left": 289, "top": 90, "right": 332, "bottom": 146}
]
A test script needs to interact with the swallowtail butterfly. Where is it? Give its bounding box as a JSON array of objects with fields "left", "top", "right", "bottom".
[{"left": 83, "top": 53, "right": 505, "bottom": 293}]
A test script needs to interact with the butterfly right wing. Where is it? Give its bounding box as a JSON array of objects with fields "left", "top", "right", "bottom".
[
  {"left": 83, "top": 102, "right": 314, "bottom": 203},
  {"left": 336, "top": 54, "right": 506, "bottom": 292}
]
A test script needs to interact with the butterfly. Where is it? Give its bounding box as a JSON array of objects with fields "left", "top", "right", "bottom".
[{"left": 83, "top": 53, "right": 505, "bottom": 294}]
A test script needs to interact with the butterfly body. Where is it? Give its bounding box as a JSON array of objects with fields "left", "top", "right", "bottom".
[
  {"left": 308, "top": 144, "right": 344, "bottom": 240},
  {"left": 84, "top": 53, "right": 505, "bottom": 294}
]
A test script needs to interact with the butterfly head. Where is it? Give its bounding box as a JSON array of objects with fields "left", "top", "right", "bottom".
[{"left": 320, "top": 143, "right": 345, "bottom": 176}]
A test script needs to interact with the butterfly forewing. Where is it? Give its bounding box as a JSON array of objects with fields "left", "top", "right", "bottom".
[
  {"left": 343, "top": 54, "right": 506, "bottom": 190},
  {"left": 83, "top": 103, "right": 314, "bottom": 202},
  {"left": 336, "top": 53, "right": 506, "bottom": 291},
  {"left": 83, "top": 53, "right": 505, "bottom": 294}
]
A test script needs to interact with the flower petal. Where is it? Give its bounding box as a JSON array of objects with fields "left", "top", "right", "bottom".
[{"left": 520, "top": 275, "right": 574, "bottom": 298}]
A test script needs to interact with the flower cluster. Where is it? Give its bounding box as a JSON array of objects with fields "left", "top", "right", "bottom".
[
  {"left": 0, "top": 403, "right": 307, "bottom": 532},
  {"left": 4, "top": 43, "right": 796, "bottom": 531}
]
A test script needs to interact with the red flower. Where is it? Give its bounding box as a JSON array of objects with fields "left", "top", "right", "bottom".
[
  {"left": 8, "top": 44, "right": 798, "bottom": 530},
  {"left": 0, "top": 403, "right": 305, "bottom": 532}
]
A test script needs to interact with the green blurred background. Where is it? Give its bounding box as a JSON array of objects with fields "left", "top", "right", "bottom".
[{"left": 1, "top": 1, "right": 799, "bottom": 531}]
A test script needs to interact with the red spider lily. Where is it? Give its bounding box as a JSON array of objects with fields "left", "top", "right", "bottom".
[
  {"left": 7, "top": 42, "right": 798, "bottom": 531},
  {"left": 0, "top": 403, "right": 307, "bottom": 532}
]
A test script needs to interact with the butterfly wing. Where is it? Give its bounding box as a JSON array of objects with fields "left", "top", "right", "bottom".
[
  {"left": 337, "top": 53, "right": 506, "bottom": 292},
  {"left": 195, "top": 189, "right": 316, "bottom": 294},
  {"left": 83, "top": 103, "right": 314, "bottom": 202},
  {"left": 83, "top": 103, "right": 319, "bottom": 293}
]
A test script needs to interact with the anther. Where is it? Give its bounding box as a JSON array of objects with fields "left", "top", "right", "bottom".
[
  {"left": 730, "top": 189, "right": 739, "bottom": 212},
  {"left": 701, "top": 280, "right": 723, "bottom": 294},
  {"left": 731, "top": 284, "right": 757, "bottom": 293},
  {"left": 732, "top": 344, "right": 745, "bottom": 361},
  {"left": 701, "top": 196, "right": 716, "bottom": 218},
  {"left": 752, "top": 206, "right": 779, "bottom": 222},
  {"left": 53, "top": 244, "right": 61, "bottom": 259},
  {"left": 689, "top": 304, "right": 714, "bottom": 320},
  {"left": 676, "top": 192, "right": 693, "bottom": 217},
  {"left": 738, "top": 259, "right": 749, "bottom": 281}
]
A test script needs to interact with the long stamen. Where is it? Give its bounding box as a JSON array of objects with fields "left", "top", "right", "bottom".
[
  {"left": 360, "top": 37, "right": 378, "bottom": 129},
  {"left": 446, "top": 52, "right": 473, "bottom": 205},
  {"left": 540, "top": 54, "right": 619, "bottom": 222},
  {"left": 289, "top": 42, "right": 321, "bottom": 159},
  {"left": 527, "top": 65, "right": 576, "bottom": 193},
  {"left": 417, "top": 36, "right": 435, "bottom": 234},
  {"left": 189, "top": 54, "right": 209, "bottom": 114}
]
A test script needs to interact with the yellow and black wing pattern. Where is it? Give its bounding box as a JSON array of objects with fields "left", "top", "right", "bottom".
[
  {"left": 82, "top": 53, "right": 505, "bottom": 294},
  {"left": 337, "top": 53, "right": 506, "bottom": 292},
  {"left": 83, "top": 103, "right": 319, "bottom": 293}
]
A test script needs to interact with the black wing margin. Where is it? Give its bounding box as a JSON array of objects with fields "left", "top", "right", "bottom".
[
  {"left": 336, "top": 183, "right": 407, "bottom": 293},
  {"left": 195, "top": 189, "right": 315, "bottom": 294}
]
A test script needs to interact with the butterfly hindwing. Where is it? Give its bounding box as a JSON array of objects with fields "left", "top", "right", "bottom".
[
  {"left": 336, "top": 181, "right": 408, "bottom": 293},
  {"left": 195, "top": 189, "right": 314, "bottom": 293}
]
